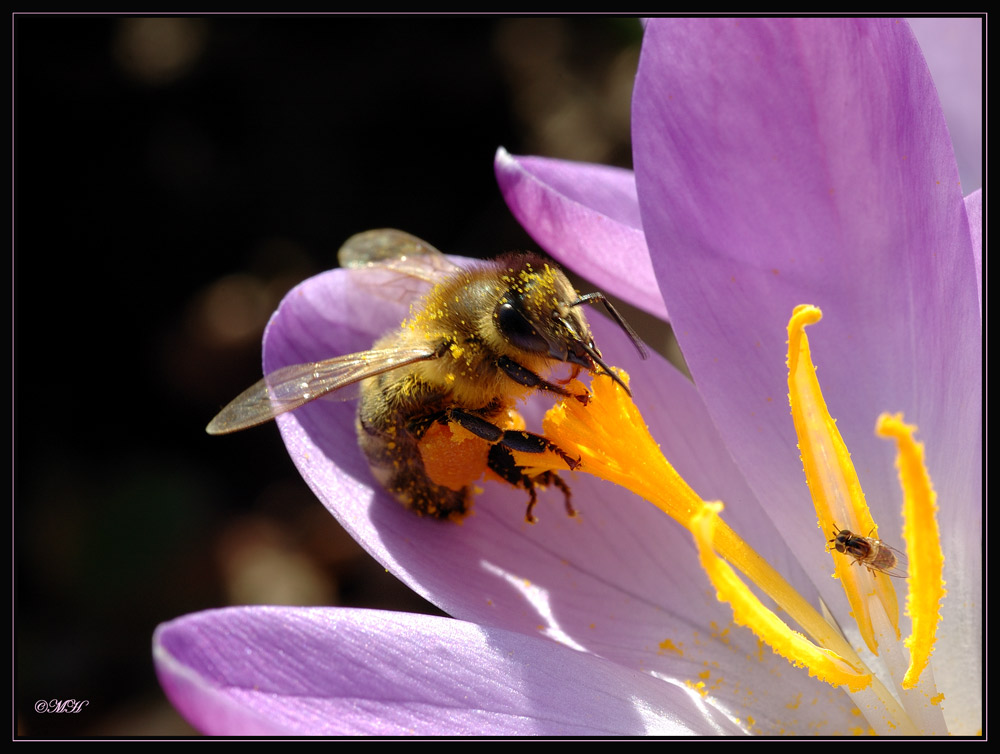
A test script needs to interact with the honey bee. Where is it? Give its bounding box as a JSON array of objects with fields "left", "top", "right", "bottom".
[
  {"left": 207, "top": 229, "right": 646, "bottom": 522},
  {"left": 829, "top": 526, "right": 908, "bottom": 578}
]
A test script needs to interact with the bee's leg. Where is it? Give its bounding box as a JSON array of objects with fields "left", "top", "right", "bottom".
[
  {"left": 444, "top": 408, "right": 579, "bottom": 470},
  {"left": 497, "top": 357, "right": 590, "bottom": 404},
  {"left": 486, "top": 444, "right": 574, "bottom": 523},
  {"left": 524, "top": 478, "right": 541, "bottom": 524},
  {"left": 496, "top": 356, "right": 576, "bottom": 396},
  {"left": 544, "top": 471, "right": 576, "bottom": 518}
]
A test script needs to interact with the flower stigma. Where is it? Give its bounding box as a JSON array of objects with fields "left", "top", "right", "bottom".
[{"left": 509, "top": 304, "right": 948, "bottom": 734}]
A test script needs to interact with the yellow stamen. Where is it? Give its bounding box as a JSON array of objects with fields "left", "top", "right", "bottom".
[
  {"left": 876, "top": 413, "right": 945, "bottom": 689},
  {"left": 693, "top": 502, "right": 871, "bottom": 692},
  {"left": 515, "top": 371, "right": 871, "bottom": 692},
  {"left": 504, "top": 302, "right": 953, "bottom": 732},
  {"left": 786, "top": 305, "right": 899, "bottom": 653}
]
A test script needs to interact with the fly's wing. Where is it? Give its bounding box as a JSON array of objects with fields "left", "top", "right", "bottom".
[
  {"left": 338, "top": 228, "right": 464, "bottom": 302},
  {"left": 872, "top": 542, "right": 909, "bottom": 579},
  {"left": 206, "top": 345, "right": 438, "bottom": 435}
]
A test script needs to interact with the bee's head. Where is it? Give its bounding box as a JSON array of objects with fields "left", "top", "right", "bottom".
[{"left": 492, "top": 254, "right": 646, "bottom": 396}]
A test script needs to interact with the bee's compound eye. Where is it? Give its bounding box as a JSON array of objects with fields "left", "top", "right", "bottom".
[{"left": 495, "top": 297, "right": 548, "bottom": 353}]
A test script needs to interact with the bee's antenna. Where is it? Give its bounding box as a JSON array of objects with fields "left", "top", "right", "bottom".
[
  {"left": 557, "top": 315, "right": 633, "bottom": 398},
  {"left": 588, "top": 346, "right": 634, "bottom": 398},
  {"left": 571, "top": 292, "right": 648, "bottom": 360}
]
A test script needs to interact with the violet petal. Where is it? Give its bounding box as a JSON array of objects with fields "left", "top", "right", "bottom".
[
  {"left": 633, "top": 18, "right": 980, "bottom": 725},
  {"left": 154, "top": 606, "right": 748, "bottom": 735},
  {"left": 965, "top": 188, "right": 982, "bottom": 313},
  {"left": 908, "top": 17, "right": 983, "bottom": 192},
  {"left": 494, "top": 147, "right": 666, "bottom": 319},
  {"left": 633, "top": 16, "right": 980, "bottom": 612}
]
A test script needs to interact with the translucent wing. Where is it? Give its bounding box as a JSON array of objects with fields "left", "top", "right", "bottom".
[
  {"left": 830, "top": 528, "right": 910, "bottom": 579},
  {"left": 338, "top": 228, "right": 463, "bottom": 302},
  {"left": 206, "top": 345, "right": 438, "bottom": 435},
  {"left": 869, "top": 541, "right": 909, "bottom": 579}
]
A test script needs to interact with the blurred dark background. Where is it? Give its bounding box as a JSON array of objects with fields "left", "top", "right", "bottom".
[{"left": 14, "top": 16, "right": 644, "bottom": 736}]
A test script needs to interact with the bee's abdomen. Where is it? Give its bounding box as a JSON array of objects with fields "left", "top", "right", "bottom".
[{"left": 355, "top": 386, "right": 468, "bottom": 518}]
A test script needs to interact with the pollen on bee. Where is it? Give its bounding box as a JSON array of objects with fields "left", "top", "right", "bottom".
[{"left": 418, "top": 422, "right": 490, "bottom": 491}]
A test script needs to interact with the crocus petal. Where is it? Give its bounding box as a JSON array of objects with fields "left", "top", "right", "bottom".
[
  {"left": 908, "top": 17, "right": 983, "bottom": 192},
  {"left": 965, "top": 189, "right": 982, "bottom": 313},
  {"left": 494, "top": 147, "right": 666, "bottom": 319},
  {"left": 154, "top": 606, "right": 751, "bottom": 735},
  {"left": 258, "top": 261, "right": 862, "bottom": 733},
  {"left": 633, "top": 18, "right": 980, "bottom": 729}
]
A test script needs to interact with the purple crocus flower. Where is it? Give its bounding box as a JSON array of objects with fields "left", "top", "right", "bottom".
[{"left": 155, "top": 19, "right": 981, "bottom": 736}]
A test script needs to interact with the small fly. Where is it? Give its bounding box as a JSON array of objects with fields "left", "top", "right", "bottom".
[{"left": 829, "top": 526, "right": 908, "bottom": 579}]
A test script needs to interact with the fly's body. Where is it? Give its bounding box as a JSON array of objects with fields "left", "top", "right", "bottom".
[{"left": 829, "top": 527, "right": 908, "bottom": 578}]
